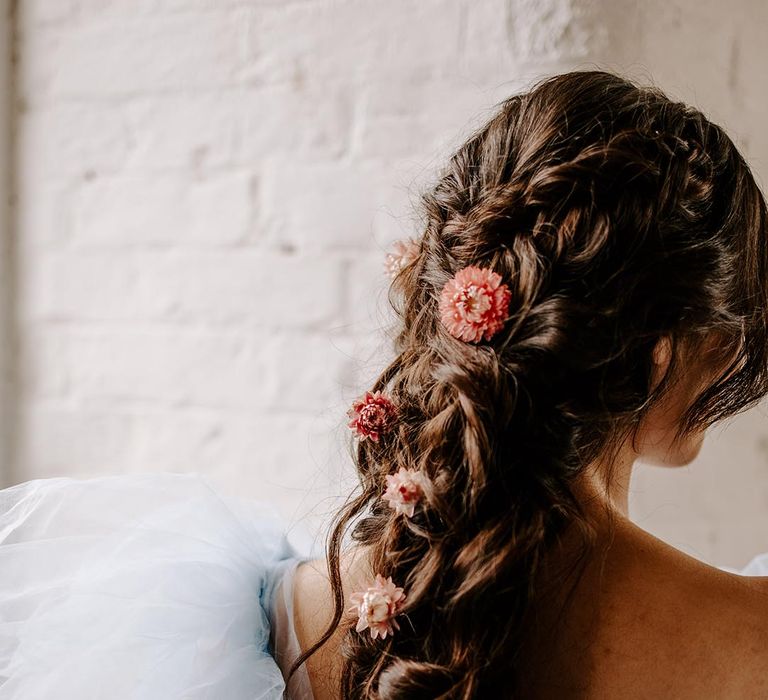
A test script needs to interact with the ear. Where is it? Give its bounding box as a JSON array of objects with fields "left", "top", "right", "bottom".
[
  {"left": 652, "top": 335, "right": 672, "bottom": 368},
  {"left": 650, "top": 335, "right": 672, "bottom": 391}
]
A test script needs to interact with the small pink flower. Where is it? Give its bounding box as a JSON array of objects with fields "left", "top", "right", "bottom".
[
  {"left": 438, "top": 265, "right": 512, "bottom": 343},
  {"left": 384, "top": 238, "right": 420, "bottom": 278},
  {"left": 348, "top": 573, "right": 407, "bottom": 640},
  {"left": 347, "top": 390, "right": 398, "bottom": 442},
  {"left": 383, "top": 467, "right": 428, "bottom": 518}
]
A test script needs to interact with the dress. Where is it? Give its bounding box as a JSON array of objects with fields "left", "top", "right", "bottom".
[
  {"left": 2, "top": 471, "right": 768, "bottom": 699},
  {"left": 0, "top": 471, "right": 318, "bottom": 699}
]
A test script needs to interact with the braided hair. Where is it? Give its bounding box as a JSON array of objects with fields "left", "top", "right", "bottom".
[{"left": 287, "top": 69, "right": 768, "bottom": 698}]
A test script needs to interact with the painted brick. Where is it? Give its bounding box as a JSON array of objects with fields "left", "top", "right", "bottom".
[
  {"left": 72, "top": 172, "right": 255, "bottom": 247},
  {"left": 21, "top": 11, "right": 251, "bottom": 101},
  {"left": 22, "top": 249, "right": 343, "bottom": 328}
]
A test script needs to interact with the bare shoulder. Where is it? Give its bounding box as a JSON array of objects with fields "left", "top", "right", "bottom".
[
  {"left": 712, "top": 570, "right": 768, "bottom": 694},
  {"left": 535, "top": 518, "right": 768, "bottom": 698},
  {"left": 607, "top": 524, "right": 768, "bottom": 697},
  {"left": 292, "top": 547, "right": 373, "bottom": 700},
  {"left": 611, "top": 566, "right": 768, "bottom": 697}
]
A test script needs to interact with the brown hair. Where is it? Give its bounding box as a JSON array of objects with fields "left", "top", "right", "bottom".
[{"left": 288, "top": 69, "right": 768, "bottom": 697}]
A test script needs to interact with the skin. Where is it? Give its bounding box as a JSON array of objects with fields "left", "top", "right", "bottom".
[
  {"left": 291, "top": 333, "right": 768, "bottom": 699},
  {"left": 291, "top": 541, "right": 374, "bottom": 699}
]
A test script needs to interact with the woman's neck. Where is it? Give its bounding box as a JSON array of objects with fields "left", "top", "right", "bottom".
[{"left": 575, "top": 442, "right": 638, "bottom": 518}]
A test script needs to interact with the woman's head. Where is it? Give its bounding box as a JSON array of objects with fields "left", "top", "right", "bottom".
[{"left": 293, "top": 69, "right": 768, "bottom": 697}]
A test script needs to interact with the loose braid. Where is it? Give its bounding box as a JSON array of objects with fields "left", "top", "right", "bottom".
[{"left": 287, "top": 70, "right": 768, "bottom": 698}]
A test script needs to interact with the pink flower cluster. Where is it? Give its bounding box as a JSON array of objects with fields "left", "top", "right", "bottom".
[
  {"left": 345, "top": 251, "right": 513, "bottom": 642},
  {"left": 346, "top": 390, "right": 399, "bottom": 442},
  {"left": 383, "top": 466, "right": 428, "bottom": 518},
  {"left": 384, "top": 240, "right": 512, "bottom": 344},
  {"left": 349, "top": 573, "right": 407, "bottom": 640},
  {"left": 346, "top": 391, "right": 429, "bottom": 518},
  {"left": 438, "top": 265, "right": 512, "bottom": 343},
  {"left": 383, "top": 238, "right": 419, "bottom": 278}
]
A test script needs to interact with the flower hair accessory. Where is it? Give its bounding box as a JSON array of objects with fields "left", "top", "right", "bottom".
[
  {"left": 438, "top": 265, "right": 512, "bottom": 343},
  {"left": 383, "top": 466, "right": 428, "bottom": 518},
  {"left": 347, "top": 390, "right": 398, "bottom": 442},
  {"left": 349, "top": 573, "right": 407, "bottom": 640},
  {"left": 384, "top": 238, "right": 420, "bottom": 278}
]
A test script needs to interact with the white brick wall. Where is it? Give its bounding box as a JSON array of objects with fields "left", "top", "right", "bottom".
[{"left": 10, "top": 0, "right": 768, "bottom": 566}]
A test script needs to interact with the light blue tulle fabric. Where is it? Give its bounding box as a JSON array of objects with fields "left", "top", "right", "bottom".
[{"left": 0, "top": 471, "right": 314, "bottom": 699}]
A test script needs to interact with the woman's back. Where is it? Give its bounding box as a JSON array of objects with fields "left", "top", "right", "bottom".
[{"left": 291, "top": 522, "right": 768, "bottom": 698}]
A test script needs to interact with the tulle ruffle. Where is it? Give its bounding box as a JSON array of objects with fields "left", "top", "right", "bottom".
[{"left": 0, "top": 471, "right": 302, "bottom": 699}]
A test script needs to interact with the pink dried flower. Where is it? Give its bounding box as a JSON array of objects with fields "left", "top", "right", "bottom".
[
  {"left": 438, "top": 265, "right": 512, "bottom": 343},
  {"left": 348, "top": 573, "right": 407, "bottom": 640},
  {"left": 383, "top": 467, "right": 428, "bottom": 518},
  {"left": 384, "top": 238, "right": 420, "bottom": 278},
  {"left": 347, "top": 390, "right": 398, "bottom": 442}
]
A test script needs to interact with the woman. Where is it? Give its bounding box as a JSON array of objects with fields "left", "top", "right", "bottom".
[
  {"left": 2, "top": 69, "right": 768, "bottom": 699},
  {"left": 285, "top": 69, "right": 768, "bottom": 698}
]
